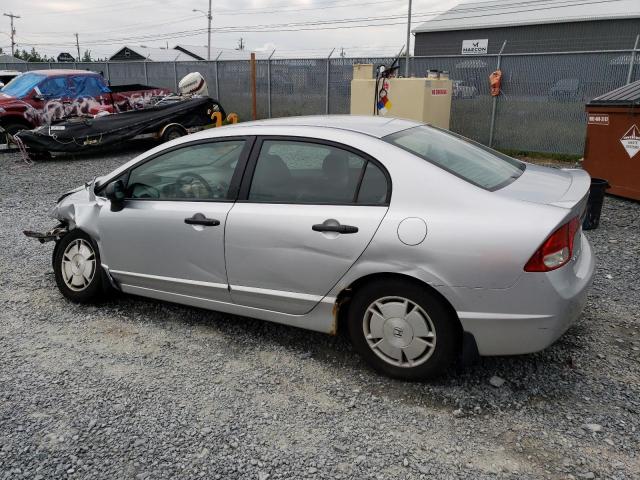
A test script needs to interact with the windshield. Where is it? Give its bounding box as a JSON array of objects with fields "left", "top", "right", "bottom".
[
  {"left": 384, "top": 126, "right": 525, "bottom": 191},
  {"left": 0, "top": 73, "right": 45, "bottom": 98}
]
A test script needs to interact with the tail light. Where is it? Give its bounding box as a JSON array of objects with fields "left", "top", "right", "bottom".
[{"left": 524, "top": 217, "right": 580, "bottom": 272}]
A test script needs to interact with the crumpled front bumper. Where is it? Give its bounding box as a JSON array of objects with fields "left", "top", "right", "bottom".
[{"left": 23, "top": 224, "right": 68, "bottom": 243}]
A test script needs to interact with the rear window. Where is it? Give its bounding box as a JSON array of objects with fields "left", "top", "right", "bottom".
[{"left": 384, "top": 126, "right": 525, "bottom": 190}]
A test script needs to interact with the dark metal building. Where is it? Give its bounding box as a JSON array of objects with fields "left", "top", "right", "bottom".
[{"left": 413, "top": 0, "right": 640, "bottom": 55}]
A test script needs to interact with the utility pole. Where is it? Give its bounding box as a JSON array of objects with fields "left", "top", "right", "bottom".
[
  {"left": 236, "top": 38, "right": 245, "bottom": 51},
  {"left": 74, "top": 33, "right": 80, "bottom": 61},
  {"left": 405, "top": 0, "right": 412, "bottom": 77},
  {"left": 3, "top": 12, "right": 20, "bottom": 56},
  {"left": 206, "top": 0, "right": 212, "bottom": 61},
  {"left": 192, "top": 2, "right": 212, "bottom": 60}
]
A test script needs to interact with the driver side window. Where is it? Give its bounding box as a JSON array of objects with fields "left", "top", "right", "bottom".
[{"left": 126, "top": 140, "right": 245, "bottom": 201}]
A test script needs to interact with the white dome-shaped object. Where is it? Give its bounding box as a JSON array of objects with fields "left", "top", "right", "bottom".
[{"left": 178, "top": 72, "right": 209, "bottom": 96}]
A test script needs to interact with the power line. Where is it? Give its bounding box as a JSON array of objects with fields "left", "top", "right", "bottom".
[
  {"left": 21, "top": 0, "right": 598, "bottom": 38},
  {"left": 15, "top": 0, "right": 629, "bottom": 49},
  {"left": 25, "top": 14, "right": 203, "bottom": 37}
]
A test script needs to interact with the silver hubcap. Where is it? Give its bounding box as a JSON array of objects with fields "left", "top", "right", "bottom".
[
  {"left": 61, "top": 239, "right": 96, "bottom": 291},
  {"left": 363, "top": 296, "right": 437, "bottom": 368}
]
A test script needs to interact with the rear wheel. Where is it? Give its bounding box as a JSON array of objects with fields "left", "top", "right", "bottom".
[
  {"left": 53, "top": 230, "right": 105, "bottom": 303},
  {"left": 347, "top": 279, "right": 459, "bottom": 380}
]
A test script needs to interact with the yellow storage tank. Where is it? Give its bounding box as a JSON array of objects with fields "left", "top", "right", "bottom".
[{"left": 350, "top": 64, "right": 452, "bottom": 129}]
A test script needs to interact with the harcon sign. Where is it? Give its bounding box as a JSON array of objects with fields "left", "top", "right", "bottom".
[{"left": 462, "top": 39, "right": 488, "bottom": 55}]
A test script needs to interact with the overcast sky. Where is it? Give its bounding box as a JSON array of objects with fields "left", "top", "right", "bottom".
[{"left": 0, "top": 0, "right": 459, "bottom": 60}]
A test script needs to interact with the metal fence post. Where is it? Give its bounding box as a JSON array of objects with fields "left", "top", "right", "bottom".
[
  {"left": 173, "top": 61, "right": 178, "bottom": 92},
  {"left": 326, "top": 48, "right": 335, "bottom": 115},
  {"left": 267, "top": 49, "right": 275, "bottom": 118},
  {"left": 215, "top": 52, "right": 222, "bottom": 100},
  {"left": 105, "top": 61, "right": 110, "bottom": 82},
  {"left": 250, "top": 52, "right": 257, "bottom": 120},
  {"left": 488, "top": 41, "right": 507, "bottom": 148},
  {"left": 626, "top": 34, "right": 639, "bottom": 85},
  {"left": 144, "top": 61, "right": 148, "bottom": 84}
]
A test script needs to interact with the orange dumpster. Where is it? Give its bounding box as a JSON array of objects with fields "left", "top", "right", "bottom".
[{"left": 583, "top": 80, "right": 640, "bottom": 201}]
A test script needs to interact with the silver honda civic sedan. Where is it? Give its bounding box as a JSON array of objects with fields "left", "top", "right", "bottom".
[{"left": 26, "top": 116, "right": 595, "bottom": 379}]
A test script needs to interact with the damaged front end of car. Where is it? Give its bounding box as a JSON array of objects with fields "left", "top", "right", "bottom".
[{"left": 23, "top": 177, "right": 105, "bottom": 245}]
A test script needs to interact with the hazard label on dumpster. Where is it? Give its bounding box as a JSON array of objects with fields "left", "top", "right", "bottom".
[
  {"left": 620, "top": 125, "right": 640, "bottom": 159},
  {"left": 588, "top": 114, "right": 609, "bottom": 125}
]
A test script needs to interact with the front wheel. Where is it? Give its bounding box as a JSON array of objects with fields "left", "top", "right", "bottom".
[
  {"left": 347, "top": 279, "right": 459, "bottom": 380},
  {"left": 53, "top": 230, "right": 105, "bottom": 303}
]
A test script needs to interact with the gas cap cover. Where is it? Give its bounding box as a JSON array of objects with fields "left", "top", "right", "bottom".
[{"left": 397, "top": 217, "right": 427, "bottom": 246}]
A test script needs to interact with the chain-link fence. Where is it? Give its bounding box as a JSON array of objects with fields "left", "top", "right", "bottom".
[{"left": 2, "top": 46, "right": 639, "bottom": 155}]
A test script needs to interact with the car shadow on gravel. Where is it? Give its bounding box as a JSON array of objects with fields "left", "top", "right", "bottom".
[{"left": 90, "top": 289, "right": 585, "bottom": 414}]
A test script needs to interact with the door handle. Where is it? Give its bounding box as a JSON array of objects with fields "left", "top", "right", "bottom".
[
  {"left": 312, "top": 223, "right": 358, "bottom": 234},
  {"left": 185, "top": 213, "right": 220, "bottom": 227}
]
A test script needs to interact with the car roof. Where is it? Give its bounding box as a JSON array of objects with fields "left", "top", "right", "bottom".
[
  {"left": 238, "top": 115, "right": 422, "bottom": 138},
  {"left": 19, "top": 69, "right": 101, "bottom": 77}
]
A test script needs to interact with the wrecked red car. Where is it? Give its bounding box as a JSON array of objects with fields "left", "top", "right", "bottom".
[{"left": 0, "top": 69, "right": 171, "bottom": 141}]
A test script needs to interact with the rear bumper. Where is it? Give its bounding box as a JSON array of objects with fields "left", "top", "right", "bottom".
[{"left": 441, "top": 233, "right": 595, "bottom": 356}]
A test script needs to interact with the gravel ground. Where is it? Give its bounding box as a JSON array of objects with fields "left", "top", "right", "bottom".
[{"left": 1, "top": 148, "right": 639, "bottom": 480}]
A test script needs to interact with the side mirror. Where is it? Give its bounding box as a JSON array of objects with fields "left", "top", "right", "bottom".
[{"left": 104, "top": 180, "right": 125, "bottom": 212}]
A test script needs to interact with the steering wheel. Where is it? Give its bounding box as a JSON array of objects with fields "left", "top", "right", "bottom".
[
  {"left": 175, "top": 172, "right": 215, "bottom": 198},
  {"left": 212, "top": 180, "right": 230, "bottom": 198}
]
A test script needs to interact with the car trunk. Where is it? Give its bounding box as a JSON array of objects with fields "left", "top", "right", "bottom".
[{"left": 495, "top": 163, "right": 590, "bottom": 218}]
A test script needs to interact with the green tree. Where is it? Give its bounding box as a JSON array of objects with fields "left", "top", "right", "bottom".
[
  {"left": 81, "top": 49, "right": 92, "bottom": 62},
  {"left": 27, "top": 47, "right": 44, "bottom": 62},
  {"left": 13, "top": 47, "right": 47, "bottom": 62}
]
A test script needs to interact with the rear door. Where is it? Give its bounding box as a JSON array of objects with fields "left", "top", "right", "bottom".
[{"left": 225, "top": 137, "right": 390, "bottom": 314}]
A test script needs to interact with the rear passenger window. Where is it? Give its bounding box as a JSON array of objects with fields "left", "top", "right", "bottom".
[
  {"left": 357, "top": 162, "right": 388, "bottom": 205},
  {"left": 249, "top": 140, "right": 366, "bottom": 204}
]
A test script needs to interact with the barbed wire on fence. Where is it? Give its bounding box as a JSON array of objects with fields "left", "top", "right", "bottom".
[{"left": 1, "top": 46, "right": 639, "bottom": 155}]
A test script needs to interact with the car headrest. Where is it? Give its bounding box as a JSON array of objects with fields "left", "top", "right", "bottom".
[
  {"left": 322, "top": 152, "right": 349, "bottom": 182},
  {"left": 258, "top": 153, "right": 291, "bottom": 183}
]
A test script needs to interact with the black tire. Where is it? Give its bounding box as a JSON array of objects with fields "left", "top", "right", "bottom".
[
  {"left": 347, "top": 279, "right": 459, "bottom": 380},
  {"left": 1, "top": 122, "right": 30, "bottom": 144},
  {"left": 161, "top": 125, "right": 186, "bottom": 143},
  {"left": 53, "top": 229, "right": 105, "bottom": 303}
]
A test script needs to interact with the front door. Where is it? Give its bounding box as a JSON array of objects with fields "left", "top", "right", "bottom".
[
  {"left": 225, "top": 138, "right": 391, "bottom": 314},
  {"left": 98, "top": 138, "right": 251, "bottom": 302}
]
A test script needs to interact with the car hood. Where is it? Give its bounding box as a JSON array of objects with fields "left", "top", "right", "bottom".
[
  {"left": 0, "top": 92, "right": 17, "bottom": 101},
  {"left": 0, "top": 92, "right": 28, "bottom": 108}
]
